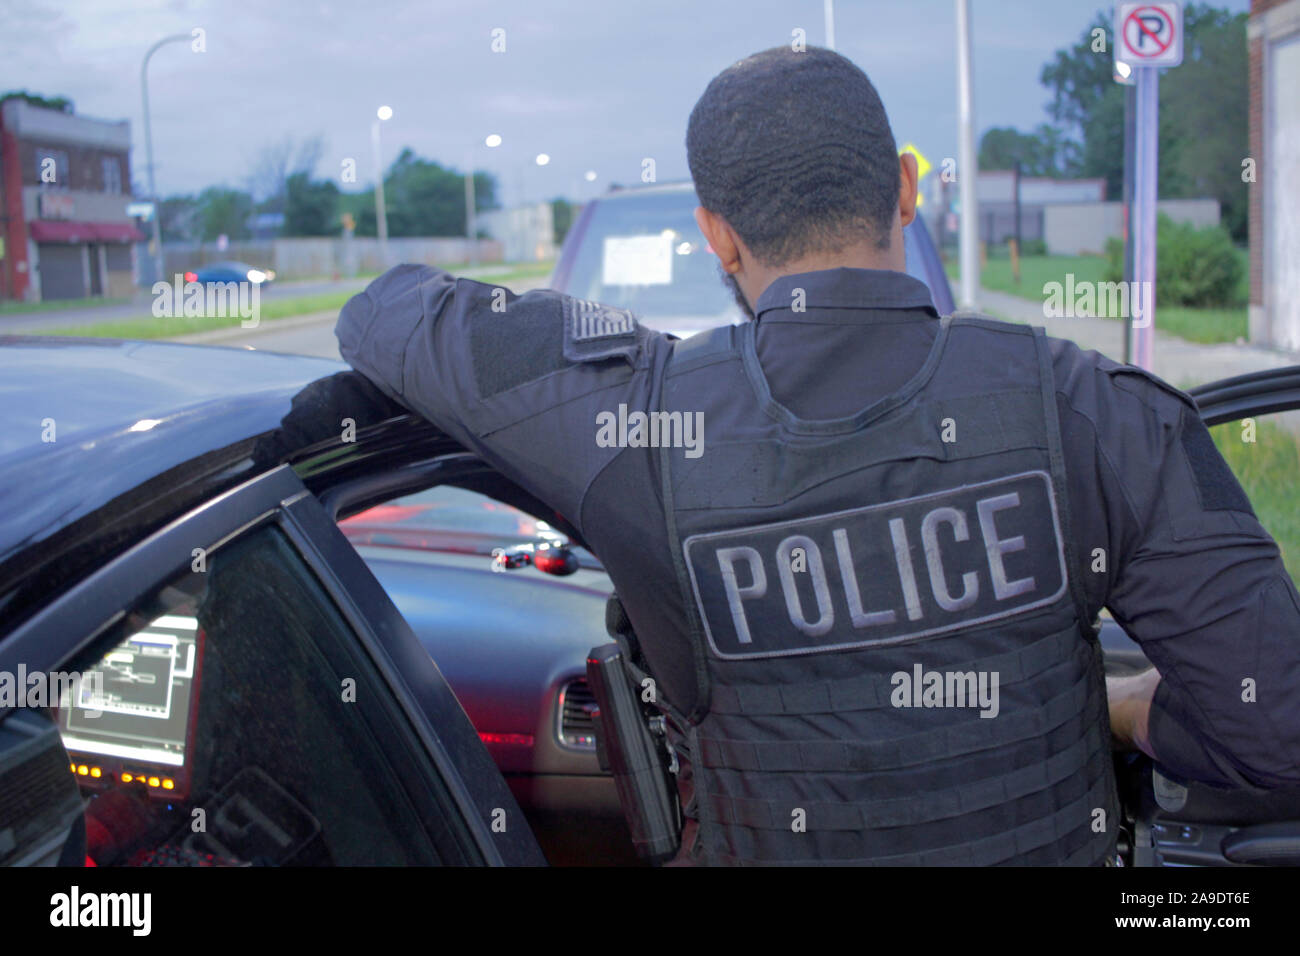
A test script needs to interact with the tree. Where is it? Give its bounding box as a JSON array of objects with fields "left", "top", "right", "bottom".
[
  {"left": 157, "top": 195, "right": 200, "bottom": 242},
  {"left": 0, "top": 90, "right": 73, "bottom": 113},
  {"left": 348, "top": 149, "right": 501, "bottom": 237},
  {"left": 245, "top": 134, "right": 326, "bottom": 215},
  {"left": 194, "top": 187, "right": 253, "bottom": 241},
  {"left": 551, "top": 198, "right": 576, "bottom": 245},
  {"left": 1039, "top": 10, "right": 1124, "bottom": 193},
  {"left": 980, "top": 127, "right": 1037, "bottom": 173},
  {"left": 1039, "top": 4, "right": 1249, "bottom": 239},
  {"left": 1160, "top": 6, "right": 1250, "bottom": 240},
  {"left": 283, "top": 172, "right": 340, "bottom": 236}
]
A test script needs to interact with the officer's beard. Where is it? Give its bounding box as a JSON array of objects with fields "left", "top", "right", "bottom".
[{"left": 720, "top": 267, "right": 757, "bottom": 321}]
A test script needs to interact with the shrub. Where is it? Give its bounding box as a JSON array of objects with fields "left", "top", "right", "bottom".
[{"left": 1102, "top": 214, "right": 1243, "bottom": 307}]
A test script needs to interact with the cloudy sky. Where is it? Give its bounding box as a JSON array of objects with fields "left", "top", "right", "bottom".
[{"left": 1, "top": 0, "right": 1250, "bottom": 205}]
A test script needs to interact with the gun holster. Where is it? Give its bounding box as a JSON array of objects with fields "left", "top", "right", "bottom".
[{"left": 586, "top": 594, "right": 682, "bottom": 865}]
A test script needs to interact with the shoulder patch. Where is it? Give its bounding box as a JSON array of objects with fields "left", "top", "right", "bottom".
[
  {"left": 562, "top": 297, "right": 641, "bottom": 364},
  {"left": 1179, "top": 408, "right": 1256, "bottom": 516},
  {"left": 570, "top": 297, "right": 636, "bottom": 340}
]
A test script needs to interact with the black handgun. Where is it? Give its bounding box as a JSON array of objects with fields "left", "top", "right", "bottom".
[{"left": 586, "top": 642, "right": 681, "bottom": 865}]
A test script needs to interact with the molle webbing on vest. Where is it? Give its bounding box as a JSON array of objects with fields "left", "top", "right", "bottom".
[
  {"left": 706, "top": 621, "right": 1078, "bottom": 715},
  {"left": 658, "top": 316, "right": 1119, "bottom": 866}
]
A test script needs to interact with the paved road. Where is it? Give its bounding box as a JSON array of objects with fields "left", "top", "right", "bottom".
[
  {"left": 978, "top": 289, "right": 1298, "bottom": 389},
  {"left": 172, "top": 275, "right": 556, "bottom": 358}
]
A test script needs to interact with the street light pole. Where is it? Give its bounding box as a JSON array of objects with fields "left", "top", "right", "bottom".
[
  {"left": 372, "top": 106, "right": 392, "bottom": 269},
  {"left": 464, "top": 148, "right": 477, "bottom": 266},
  {"left": 141, "top": 33, "right": 190, "bottom": 285},
  {"left": 466, "top": 134, "right": 501, "bottom": 267}
]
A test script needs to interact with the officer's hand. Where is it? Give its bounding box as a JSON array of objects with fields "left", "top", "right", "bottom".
[{"left": 1106, "top": 667, "right": 1161, "bottom": 759}]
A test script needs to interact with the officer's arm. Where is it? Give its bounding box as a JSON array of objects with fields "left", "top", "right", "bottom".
[
  {"left": 1078, "top": 358, "right": 1300, "bottom": 789},
  {"left": 334, "top": 263, "right": 658, "bottom": 534}
]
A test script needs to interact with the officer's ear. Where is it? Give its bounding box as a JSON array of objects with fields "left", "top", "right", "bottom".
[
  {"left": 898, "top": 152, "right": 919, "bottom": 229},
  {"left": 694, "top": 206, "right": 741, "bottom": 274}
]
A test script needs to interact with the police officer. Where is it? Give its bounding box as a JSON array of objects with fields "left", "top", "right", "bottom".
[{"left": 336, "top": 46, "right": 1300, "bottom": 865}]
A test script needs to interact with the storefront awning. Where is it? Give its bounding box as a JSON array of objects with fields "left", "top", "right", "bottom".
[{"left": 29, "top": 220, "right": 146, "bottom": 243}]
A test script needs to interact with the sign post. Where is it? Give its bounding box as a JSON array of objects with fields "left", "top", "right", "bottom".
[{"left": 1115, "top": 2, "right": 1182, "bottom": 371}]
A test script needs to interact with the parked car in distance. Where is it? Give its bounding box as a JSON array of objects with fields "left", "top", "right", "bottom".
[{"left": 184, "top": 260, "right": 276, "bottom": 285}]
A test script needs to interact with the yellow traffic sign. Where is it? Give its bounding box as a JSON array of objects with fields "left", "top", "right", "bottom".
[
  {"left": 900, "top": 143, "right": 931, "bottom": 207},
  {"left": 900, "top": 142, "right": 931, "bottom": 180}
]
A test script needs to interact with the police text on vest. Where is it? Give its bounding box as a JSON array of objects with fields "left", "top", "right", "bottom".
[{"left": 684, "top": 472, "right": 1067, "bottom": 659}]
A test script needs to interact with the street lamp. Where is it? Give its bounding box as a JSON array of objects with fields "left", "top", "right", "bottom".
[
  {"left": 466, "top": 133, "right": 501, "bottom": 266},
  {"left": 141, "top": 33, "right": 192, "bottom": 285},
  {"left": 372, "top": 105, "right": 392, "bottom": 268}
]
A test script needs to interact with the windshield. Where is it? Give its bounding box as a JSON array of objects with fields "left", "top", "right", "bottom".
[
  {"left": 562, "top": 189, "right": 740, "bottom": 325},
  {"left": 561, "top": 188, "right": 942, "bottom": 326}
]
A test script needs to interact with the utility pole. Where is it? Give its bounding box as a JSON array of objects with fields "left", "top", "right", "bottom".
[
  {"left": 955, "top": 0, "right": 979, "bottom": 309},
  {"left": 141, "top": 33, "right": 191, "bottom": 285},
  {"left": 1121, "top": 79, "right": 1136, "bottom": 363},
  {"left": 465, "top": 149, "right": 477, "bottom": 266}
]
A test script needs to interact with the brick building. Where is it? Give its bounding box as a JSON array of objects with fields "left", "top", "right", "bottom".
[
  {"left": 0, "top": 98, "right": 144, "bottom": 302},
  {"left": 1249, "top": 0, "right": 1300, "bottom": 351}
]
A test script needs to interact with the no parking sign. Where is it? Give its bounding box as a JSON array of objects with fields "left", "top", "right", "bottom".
[
  {"left": 1112, "top": 2, "right": 1182, "bottom": 371},
  {"left": 1115, "top": 3, "right": 1183, "bottom": 68}
]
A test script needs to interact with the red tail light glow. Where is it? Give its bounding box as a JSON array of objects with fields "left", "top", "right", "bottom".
[{"left": 478, "top": 732, "right": 534, "bottom": 747}]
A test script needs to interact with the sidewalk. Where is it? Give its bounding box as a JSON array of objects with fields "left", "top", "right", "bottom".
[{"left": 977, "top": 288, "right": 1299, "bottom": 389}]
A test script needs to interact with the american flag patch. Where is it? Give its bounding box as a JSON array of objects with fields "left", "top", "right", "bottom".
[{"left": 569, "top": 298, "right": 637, "bottom": 340}]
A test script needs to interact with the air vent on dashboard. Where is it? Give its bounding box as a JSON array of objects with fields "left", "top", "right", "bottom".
[{"left": 557, "top": 678, "right": 598, "bottom": 751}]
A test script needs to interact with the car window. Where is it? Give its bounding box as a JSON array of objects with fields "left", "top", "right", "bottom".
[
  {"left": 55, "top": 523, "right": 476, "bottom": 866},
  {"left": 1209, "top": 409, "right": 1300, "bottom": 588},
  {"left": 340, "top": 485, "right": 602, "bottom": 570}
]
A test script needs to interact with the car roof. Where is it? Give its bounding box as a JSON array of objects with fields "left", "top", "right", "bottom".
[
  {"left": 0, "top": 336, "right": 344, "bottom": 564},
  {"left": 600, "top": 181, "right": 695, "bottom": 198}
]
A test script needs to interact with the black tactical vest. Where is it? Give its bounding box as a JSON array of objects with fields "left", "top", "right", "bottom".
[{"left": 651, "top": 314, "right": 1118, "bottom": 865}]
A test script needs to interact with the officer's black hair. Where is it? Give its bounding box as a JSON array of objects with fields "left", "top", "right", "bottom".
[{"left": 686, "top": 46, "right": 900, "bottom": 266}]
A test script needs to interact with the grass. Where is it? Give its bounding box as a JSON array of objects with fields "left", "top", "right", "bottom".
[
  {"left": 1210, "top": 416, "right": 1300, "bottom": 588},
  {"left": 0, "top": 296, "right": 130, "bottom": 315},
  {"left": 47, "top": 291, "right": 363, "bottom": 339},
  {"left": 43, "top": 260, "right": 557, "bottom": 340},
  {"left": 944, "top": 252, "right": 1248, "bottom": 344}
]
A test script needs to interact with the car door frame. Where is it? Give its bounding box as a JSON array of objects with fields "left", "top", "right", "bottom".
[
  {"left": 0, "top": 462, "right": 545, "bottom": 866},
  {"left": 1189, "top": 365, "right": 1300, "bottom": 425}
]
